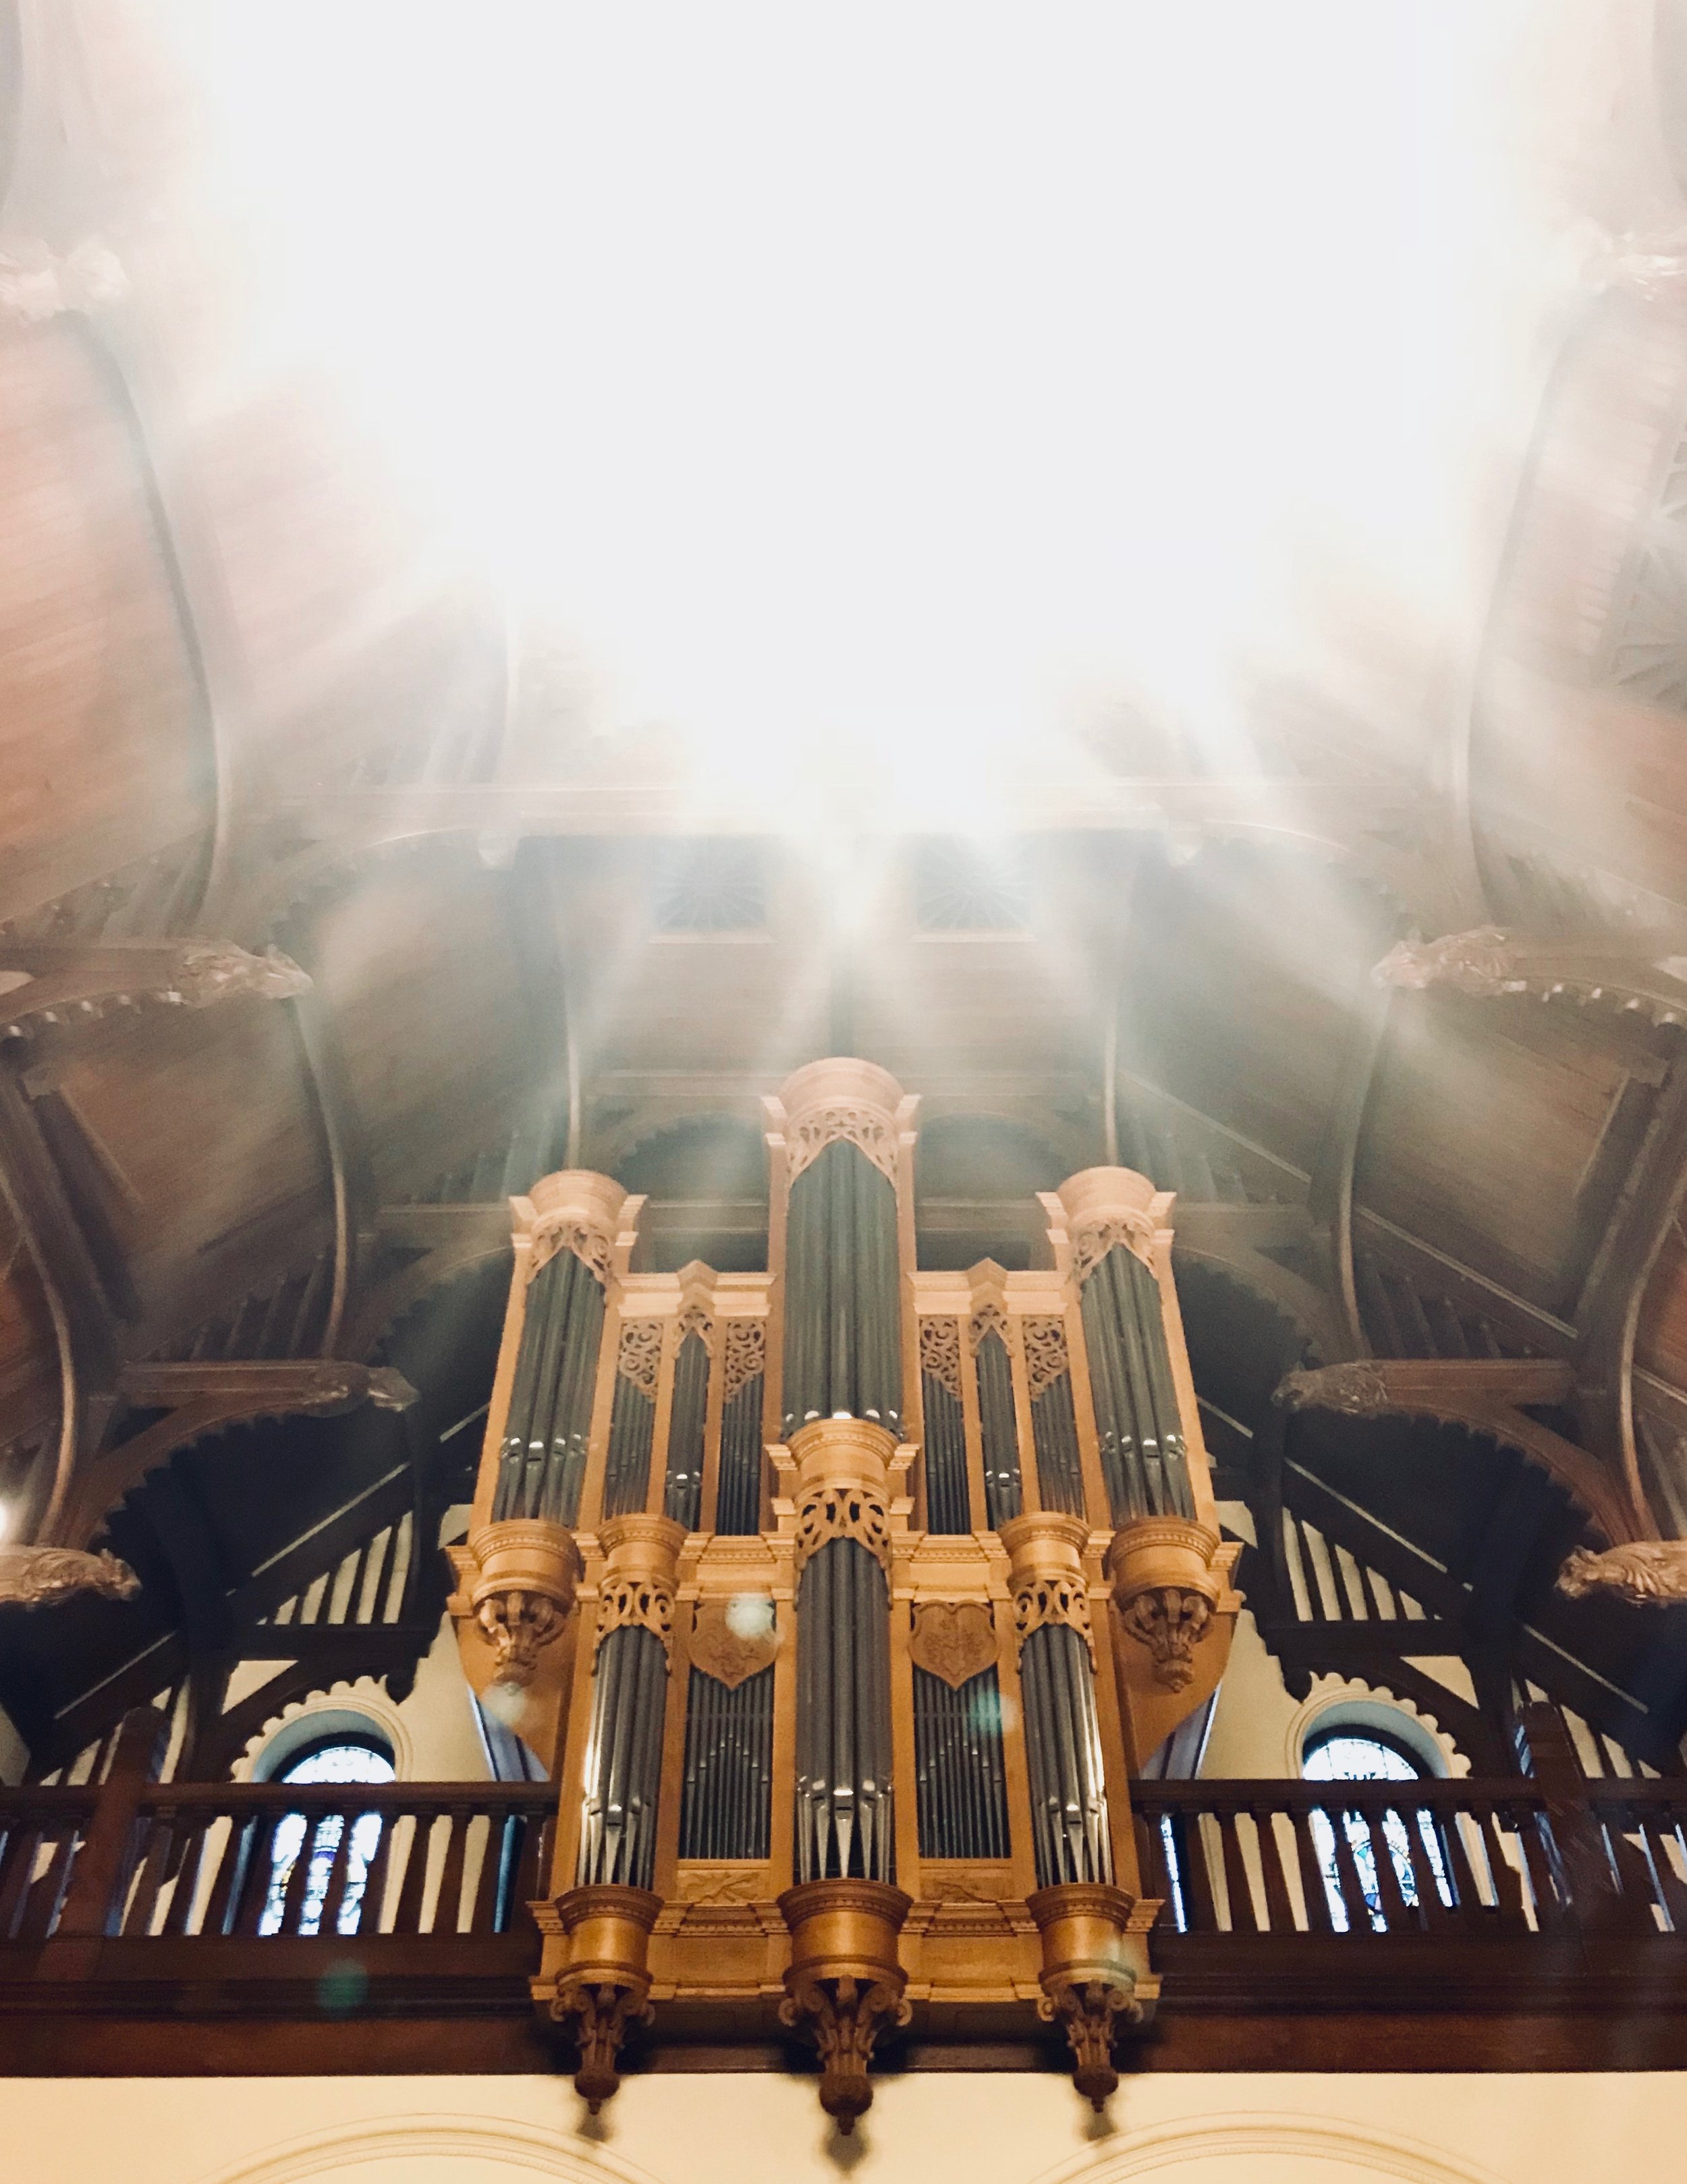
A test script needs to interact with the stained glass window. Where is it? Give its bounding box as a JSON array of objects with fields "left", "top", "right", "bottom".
[
  {"left": 258, "top": 1736, "right": 395, "bottom": 1938},
  {"left": 1303, "top": 1726, "right": 1451, "bottom": 1932}
]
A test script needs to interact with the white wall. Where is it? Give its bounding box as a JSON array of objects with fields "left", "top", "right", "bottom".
[{"left": 5, "top": 2069, "right": 1684, "bottom": 2184}]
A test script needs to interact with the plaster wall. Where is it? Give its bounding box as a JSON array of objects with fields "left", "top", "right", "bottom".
[{"left": 4, "top": 2069, "right": 1682, "bottom": 2184}]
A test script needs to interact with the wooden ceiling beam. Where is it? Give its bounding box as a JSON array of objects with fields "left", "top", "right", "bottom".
[
  {"left": 54, "top": 1360, "right": 416, "bottom": 1555},
  {"left": 0, "top": 939, "right": 308, "bottom": 1031},
  {"left": 1276, "top": 1357, "right": 1635, "bottom": 1546}
]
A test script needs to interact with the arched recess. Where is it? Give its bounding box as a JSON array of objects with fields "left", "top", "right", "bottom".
[{"left": 1032, "top": 2109, "right": 1509, "bottom": 2184}]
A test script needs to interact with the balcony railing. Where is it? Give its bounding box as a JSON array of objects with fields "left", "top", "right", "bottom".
[{"left": 3, "top": 1705, "right": 1683, "bottom": 2077}]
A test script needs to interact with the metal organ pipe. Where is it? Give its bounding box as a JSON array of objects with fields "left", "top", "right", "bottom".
[
  {"left": 781, "top": 1139, "right": 902, "bottom": 1438},
  {"left": 495, "top": 1244, "right": 606, "bottom": 1526},
  {"left": 1080, "top": 1244, "right": 1192, "bottom": 1524}
]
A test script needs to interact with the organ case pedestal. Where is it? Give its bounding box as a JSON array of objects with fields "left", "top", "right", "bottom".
[{"left": 448, "top": 1061, "right": 1240, "bottom": 2119}]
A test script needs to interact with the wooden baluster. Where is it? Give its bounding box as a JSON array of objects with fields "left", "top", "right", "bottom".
[
  {"left": 1215, "top": 1807, "right": 1259, "bottom": 1933},
  {"left": 274, "top": 1812, "right": 318, "bottom": 1935},
  {"left": 1357, "top": 1793, "right": 1414, "bottom": 1934},
  {"left": 433, "top": 1805, "right": 472, "bottom": 1936},
  {"left": 1288, "top": 1807, "right": 1335, "bottom": 1934},
  {"left": 358, "top": 1810, "right": 397, "bottom": 1935},
  {"left": 123, "top": 1809, "right": 177, "bottom": 1936},
  {"left": 1478, "top": 1808, "right": 1528, "bottom": 1930},
  {"left": 1642, "top": 1813, "right": 1687, "bottom": 1934},
  {"left": 470, "top": 1811, "right": 506, "bottom": 1935},
  {"left": 197, "top": 1813, "right": 250, "bottom": 1937},
  {"left": 392, "top": 1811, "right": 433, "bottom": 1934},
  {"left": 1136, "top": 1810, "right": 1177, "bottom": 1926},
  {"left": 504, "top": 1808, "right": 550, "bottom": 1936},
  {"left": 162, "top": 1820, "right": 212, "bottom": 1936},
  {"left": 1176, "top": 1810, "right": 1222, "bottom": 1933},
  {"left": 1420, "top": 1801, "right": 1478, "bottom": 1931},
  {"left": 314, "top": 1810, "right": 360, "bottom": 1936},
  {"left": 1323, "top": 1801, "right": 1371, "bottom": 1934},
  {"left": 0, "top": 1821, "right": 44, "bottom": 1940},
  {"left": 231, "top": 1813, "right": 287, "bottom": 1937},
  {"left": 1251, "top": 1806, "right": 1297, "bottom": 1934},
  {"left": 18, "top": 1826, "right": 79, "bottom": 1942},
  {"left": 1505, "top": 1797, "right": 1565, "bottom": 1930},
  {"left": 1599, "top": 1799, "right": 1665, "bottom": 1931}
]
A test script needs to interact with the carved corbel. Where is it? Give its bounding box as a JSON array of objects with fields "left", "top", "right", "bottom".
[
  {"left": 777, "top": 1878, "right": 914, "bottom": 2131},
  {"left": 1374, "top": 927, "right": 1687, "bottom": 1027},
  {"left": 1105, "top": 1520, "right": 1242, "bottom": 1770},
  {"left": 533, "top": 1884, "right": 662, "bottom": 2111},
  {"left": 1557, "top": 1540, "right": 1687, "bottom": 1604},
  {"left": 448, "top": 1520, "right": 584, "bottom": 1686},
  {"left": 1028, "top": 1883, "right": 1159, "bottom": 2110},
  {"left": 0, "top": 1546, "right": 140, "bottom": 1608}
]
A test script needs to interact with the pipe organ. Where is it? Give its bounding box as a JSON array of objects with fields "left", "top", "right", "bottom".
[{"left": 449, "top": 1060, "right": 1241, "bottom": 2126}]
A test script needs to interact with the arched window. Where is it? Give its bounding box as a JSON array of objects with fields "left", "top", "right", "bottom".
[
  {"left": 1302, "top": 1716, "right": 1450, "bottom": 1931},
  {"left": 258, "top": 1730, "right": 395, "bottom": 1937}
]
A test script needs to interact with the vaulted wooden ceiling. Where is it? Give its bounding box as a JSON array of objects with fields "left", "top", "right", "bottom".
[{"left": 6, "top": 1, "right": 1687, "bottom": 1770}]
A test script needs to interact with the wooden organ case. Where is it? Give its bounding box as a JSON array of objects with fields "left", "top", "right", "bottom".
[{"left": 446, "top": 1060, "right": 1241, "bottom": 2125}]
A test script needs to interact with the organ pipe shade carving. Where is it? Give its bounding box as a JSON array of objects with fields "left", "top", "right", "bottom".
[
  {"left": 665, "top": 1328, "right": 710, "bottom": 1529},
  {"left": 1030, "top": 1371, "right": 1086, "bottom": 1517},
  {"left": 1079, "top": 1245, "right": 1194, "bottom": 1524},
  {"left": 495, "top": 1247, "right": 606, "bottom": 1523},
  {"left": 679, "top": 1666, "right": 775, "bottom": 1859},
  {"left": 602, "top": 1371, "right": 655, "bottom": 1520},
  {"left": 1019, "top": 1623, "right": 1112, "bottom": 1886},
  {"left": 921, "top": 1369, "right": 970, "bottom": 1533},
  {"left": 794, "top": 1538, "right": 895, "bottom": 1881},
  {"left": 974, "top": 1328, "right": 1023, "bottom": 1527},
  {"left": 912, "top": 1666, "right": 1010, "bottom": 1859},
  {"left": 781, "top": 1139, "right": 902, "bottom": 1438},
  {"left": 578, "top": 1623, "right": 667, "bottom": 1888}
]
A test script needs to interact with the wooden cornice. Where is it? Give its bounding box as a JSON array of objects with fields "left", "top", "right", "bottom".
[{"left": 1275, "top": 1357, "right": 1637, "bottom": 1546}]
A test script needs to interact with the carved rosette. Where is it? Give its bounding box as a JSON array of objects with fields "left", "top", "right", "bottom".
[
  {"left": 449, "top": 1520, "right": 583, "bottom": 1687},
  {"left": 0, "top": 1546, "right": 140, "bottom": 1608},
  {"left": 767, "top": 1057, "right": 915, "bottom": 1191},
  {"left": 721, "top": 1317, "right": 767, "bottom": 1402},
  {"left": 514, "top": 1170, "right": 632, "bottom": 1286},
  {"left": 1373, "top": 925, "right": 1524, "bottom": 997},
  {"left": 788, "top": 1417, "right": 896, "bottom": 1576},
  {"left": 1000, "top": 1511, "right": 1096, "bottom": 1662},
  {"left": 1055, "top": 1168, "right": 1172, "bottom": 1281},
  {"left": 777, "top": 1878, "right": 914, "bottom": 2131},
  {"left": 1026, "top": 1884, "right": 1155, "bottom": 2110},
  {"left": 1105, "top": 1519, "right": 1240, "bottom": 1691},
  {"left": 536, "top": 1883, "right": 662, "bottom": 2112},
  {"left": 594, "top": 1514, "right": 686, "bottom": 1660},
  {"left": 1558, "top": 1541, "right": 1687, "bottom": 1605}
]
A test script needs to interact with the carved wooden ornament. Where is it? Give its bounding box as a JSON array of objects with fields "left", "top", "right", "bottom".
[
  {"left": 919, "top": 1316, "right": 964, "bottom": 1400},
  {"left": 616, "top": 1319, "right": 663, "bottom": 1397},
  {"left": 690, "top": 1595, "right": 781, "bottom": 1687},
  {"left": 1022, "top": 1317, "right": 1070, "bottom": 1400},
  {"left": 721, "top": 1318, "right": 767, "bottom": 1402},
  {"left": 909, "top": 1600, "right": 997, "bottom": 1689}
]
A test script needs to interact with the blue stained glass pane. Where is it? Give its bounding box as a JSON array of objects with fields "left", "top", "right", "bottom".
[{"left": 259, "top": 1741, "right": 394, "bottom": 1937}]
